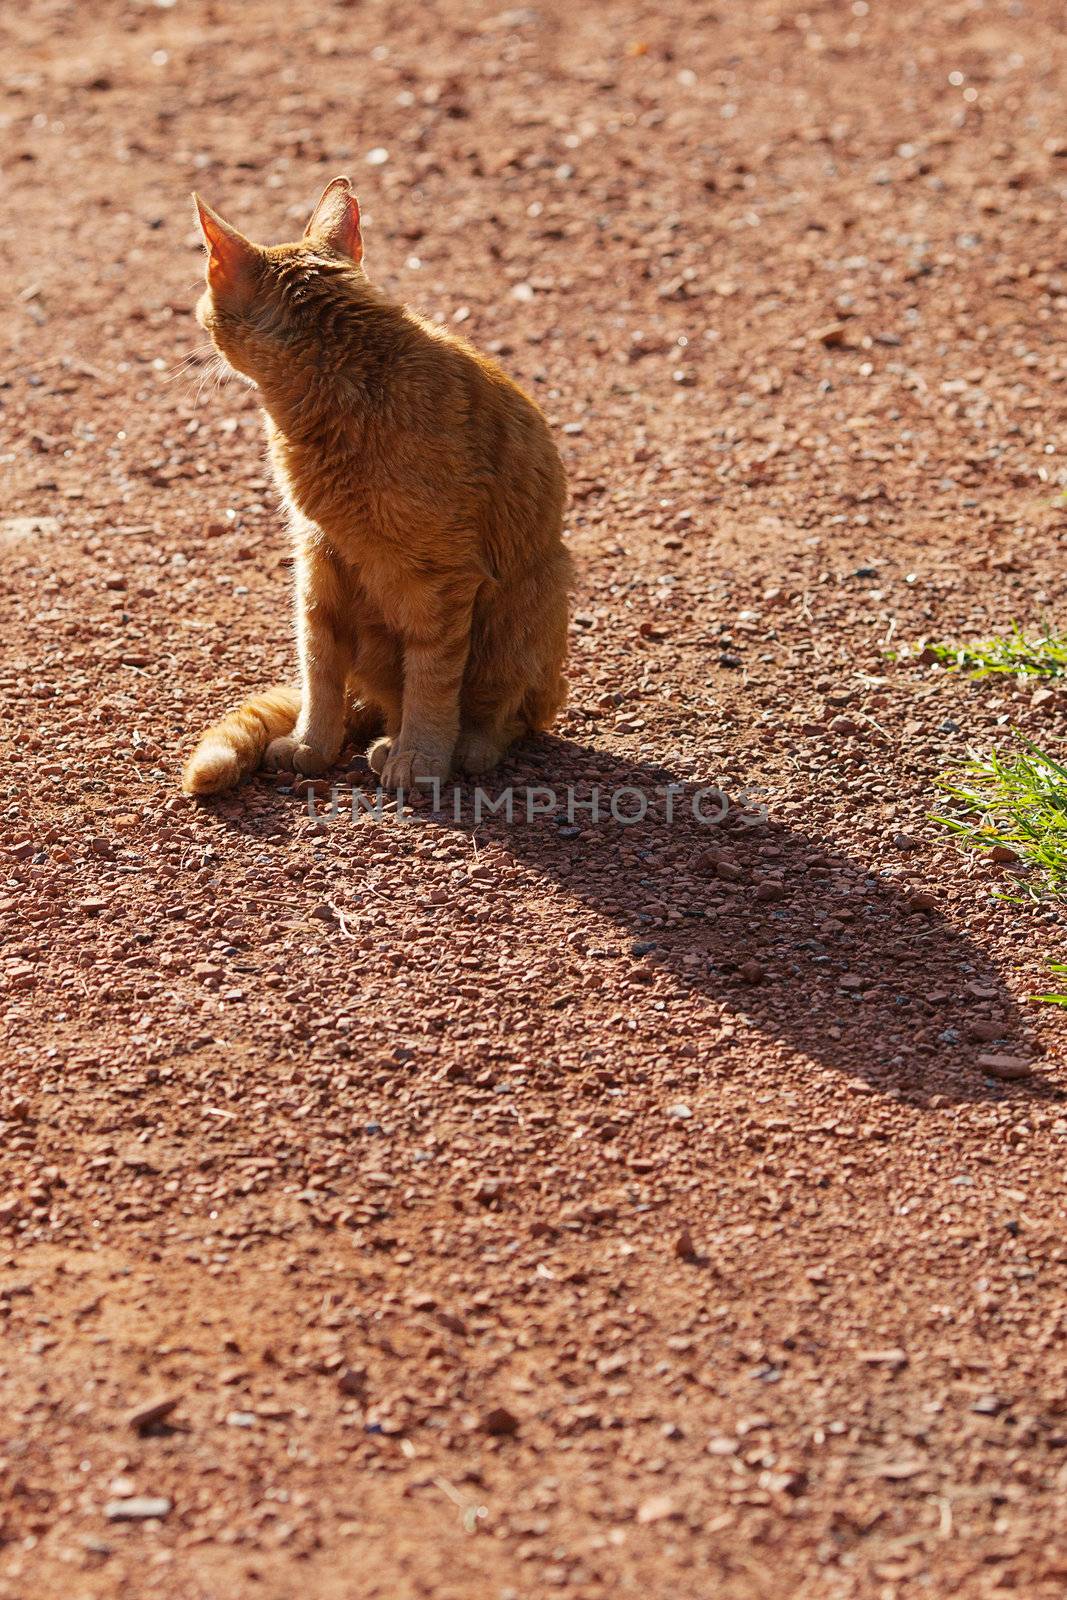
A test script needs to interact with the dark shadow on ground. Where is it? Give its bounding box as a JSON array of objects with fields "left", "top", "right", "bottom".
[{"left": 210, "top": 733, "right": 1058, "bottom": 1107}]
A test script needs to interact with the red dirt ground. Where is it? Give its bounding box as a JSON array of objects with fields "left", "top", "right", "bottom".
[{"left": 2, "top": 2, "right": 1066, "bottom": 1597}]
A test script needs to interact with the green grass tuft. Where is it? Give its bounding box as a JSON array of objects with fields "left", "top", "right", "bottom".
[
  {"left": 1030, "top": 964, "right": 1067, "bottom": 1006},
  {"left": 923, "top": 624, "right": 1067, "bottom": 680},
  {"left": 933, "top": 739, "right": 1067, "bottom": 901}
]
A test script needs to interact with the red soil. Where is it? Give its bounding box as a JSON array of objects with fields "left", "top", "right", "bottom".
[{"left": 1, "top": 2, "right": 1065, "bottom": 1597}]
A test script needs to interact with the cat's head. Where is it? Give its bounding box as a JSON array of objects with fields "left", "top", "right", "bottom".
[{"left": 192, "top": 177, "right": 365, "bottom": 384}]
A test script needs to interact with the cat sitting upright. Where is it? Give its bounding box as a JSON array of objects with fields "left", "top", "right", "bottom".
[{"left": 182, "top": 177, "right": 572, "bottom": 796}]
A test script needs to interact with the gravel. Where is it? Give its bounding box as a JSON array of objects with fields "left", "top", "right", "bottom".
[{"left": 1, "top": 2, "right": 1065, "bottom": 1598}]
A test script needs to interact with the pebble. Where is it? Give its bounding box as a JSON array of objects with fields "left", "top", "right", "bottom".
[
  {"left": 636, "top": 1493, "right": 680, "bottom": 1524},
  {"left": 754, "top": 881, "right": 784, "bottom": 902},
  {"left": 105, "top": 1497, "right": 172, "bottom": 1522},
  {"left": 126, "top": 1393, "right": 181, "bottom": 1433},
  {"left": 673, "top": 1226, "right": 699, "bottom": 1262},
  {"left": 857, "top": 1348, "right": 908, "bottom": 1368},
  {"left": 482, "top": 1406, "right": 520, "bottom": 1437},
  {"left": 978, "top": 1054, "right": 1034, "bottom": 1082},
  {"left": 968, "top": 1019, "right": 1006, "bottom": 1042}
]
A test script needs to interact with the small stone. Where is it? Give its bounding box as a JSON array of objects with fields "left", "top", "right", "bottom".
[
  {"left": 674, "top": 1227, "right": 699, "bottom": 1262},
  {"left": 436, "top": 1310, "right": 468, "bottom": 1337},
  {"left": 978, "top": 1053, "right": 1033, "bottom": 1081},
  {"left": 858, "top": 1348, "right": 907, "bottom": 1368},
  {"left": 105, "top": 1497, "right": 172, "bottom": 1522},
  {"left": 989, "top": 845, "right": 1019, "bottom": 864},
  {"left": 906, "top": 890, "right": 938, "bottom": 913},
  {"left": 482, "top": 1405, "right": 520, "bottom": 1437},
  {"left": 754, "top": 881, "right": 784, "bottom": 902},
  {"left": 337, "top": 1367, "right": 367, "bottom": 1398},
  {"left": 968, "top": 1019, "right": 1006, "bottom": 1042},
  {"left": 971, "top": 1394, "right": 1006, "bottom": 1415},
  {"left": 636, "top": 1493, "right": 680, "bottom": 1524},
  {"left": 828, "top": 715, "right": 857, "bottom": 735},
  {"left": 126, "top": 1394, "right": 181, "bottom": 1433},
  {"left": 739, "top": 960, "right": 764, "bottom": 985},
  {"left": 707, "top": 1434, "right": 738, "bottom": 1455},
  {"left": 812, "top": 320, "right": 850, "bottom": 347},
  {"left": 893, "top": 832, "right": 920, "bottom": 852}
]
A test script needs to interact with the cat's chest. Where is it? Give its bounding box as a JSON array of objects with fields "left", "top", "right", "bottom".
[{"left": 268, "top": 426, "right": 395, "bottom": 541}]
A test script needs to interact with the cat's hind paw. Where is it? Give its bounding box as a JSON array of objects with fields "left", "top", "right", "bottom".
[
  {"left": 264, "top": 736, "right": 331, "bottom": 777},
  {"left": 454, "top": 730, "right": 507, "bottom": 776},
  {"left": 366, "top": 736, "right": 392, "bottom": 776}
]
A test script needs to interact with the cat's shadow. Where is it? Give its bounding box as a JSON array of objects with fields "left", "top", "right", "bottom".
[{"left": 213, "top": 733, "right": 1054, "bottom": 1107}]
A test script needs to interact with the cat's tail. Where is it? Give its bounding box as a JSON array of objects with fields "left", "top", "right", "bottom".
[{"left": 182, "top": 684, "right": 300, "bottom": 796}]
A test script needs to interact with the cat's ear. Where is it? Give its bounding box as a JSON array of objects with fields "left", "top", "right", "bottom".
[
  {"left": 193, "top": 195, "right": 260, "bottom": 294},
  {"left": 303, "top": 176, "right": 363, "bottom": 262}
]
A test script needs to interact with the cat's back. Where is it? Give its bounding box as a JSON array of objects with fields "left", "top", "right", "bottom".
[
  {"left": 272, "top": 285, "right": 564, "bottom": 552},
  {"left": 394, "top": 308, "right": 564, "bottom": 492}
]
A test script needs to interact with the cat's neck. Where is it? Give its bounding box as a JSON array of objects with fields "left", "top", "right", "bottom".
[{"left": 254, "top": 282, "right": 409, "bottom": 441}]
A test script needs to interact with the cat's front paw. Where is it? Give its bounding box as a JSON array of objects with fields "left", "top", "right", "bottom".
[
  {"left": 379, "top": 745, "right": 451, "bottom": 791},
  {"left": 264, "top": 736, "right": 331, "bottom": 777}
]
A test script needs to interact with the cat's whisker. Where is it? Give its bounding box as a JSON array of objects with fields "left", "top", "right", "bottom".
[
  {"left": 190, "top": 351, "right": 229, "bottom": 407},
  {"left": 163, "top": 357, "right": 210, "bottom": 385},
  {"left": 163, "top": 342, "right": 216, "bottom": 383}
]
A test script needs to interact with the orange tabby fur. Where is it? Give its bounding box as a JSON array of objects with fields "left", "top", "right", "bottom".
[{"left": 182, "top": 177, "right": 571, "bottom": 797}]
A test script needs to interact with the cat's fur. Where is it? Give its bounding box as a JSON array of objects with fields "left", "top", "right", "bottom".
[{"left": 182, "top": 177, "right": 571, "bottom": 796}]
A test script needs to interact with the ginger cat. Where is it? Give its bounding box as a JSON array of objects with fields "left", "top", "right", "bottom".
[{"left": 182, "top": 177, "right": 571, "bottom": 797}]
